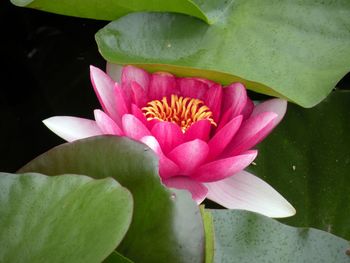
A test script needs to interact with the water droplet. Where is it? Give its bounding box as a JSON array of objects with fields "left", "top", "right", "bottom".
[
  {"left": 170, "top": 193, "right": 176, "bottom": 200},
  {"left": 292, "top": 165, "right": 296, "bottom": 171}
]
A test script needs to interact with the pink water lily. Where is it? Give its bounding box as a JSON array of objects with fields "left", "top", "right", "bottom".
[{"left": 44, "top": 64, "right": 295, "bottom": 218}]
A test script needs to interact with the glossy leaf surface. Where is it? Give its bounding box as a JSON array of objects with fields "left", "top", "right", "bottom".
[
  {"left": 96, "top": 1, "right": 350, "bottom": 107},
  {"left": 19, "top": 136, "right": 205, "bottom": 262},
  {"left": 0, "top": 172, "right": 133, "bottom": 263}
]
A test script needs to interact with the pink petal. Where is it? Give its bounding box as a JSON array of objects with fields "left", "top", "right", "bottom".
[
  {"left": 177, "top": 78, "right": 208, "bottom": 101},
  {"left": 205, "top": 170, "right": 296, "bottom": 218},
  {"left": 113, "top": 83, "right": 129, "bottom": 127},
  {"left": 192, "top": 150, "right": 258, "bottom": 182},
  {"left": 251, "top": 98, "right": 287, "bottom": 129},
  {"left": 122, "top": 114, "right": 151, "bottom": 140},
  {"left": 94, "top": 110, "right": 123, "bottom": 136},
  {"left": 184, "top": 120, "right": 211, "bottom": 142},
  {"left": 163, "top": 177, "right": 208, "bottom": 204},
  {"left": 222, "top": 83, "right": 247, "bottom": 117},
  {"left": 121, "top": 65, "right": 150, "bottom": 93},
  {"left": 225, "top": 112, "right": 278, "bottom": 156},
  {"left": 148, "top": 72, "right": 178, "bottom": 100},
  {"left": 90, "top": 66, "right": 119, "bottom": 122},
  {"left": 43, "top": 116, "right": 102, "bottom": 142},
  {"left": 140, "top": 136, "right": 180, "bottom": 178},
  {"left": 106, "top": 62, "right": 122, "bottom": 82},
  {"left": 151, "top": 122, "right": 184, "bottom": 154},
  {"left": 241, "top": 97, "right": 254, "bottom": 119},
  {"left": 207, "top": 115, "right": 243, "bottom": 161},
  {"left": 168, "top": 139, "right": 209, "bottom": 175},
  {"left": 204, "top": 83, "right": 222, "bottom": 122},
  {"left": 130, "top": 81, "right": 147, "bottom": 107},
  {"left": 194, "top": 77, "right": 215, "bottom": 87},
  {"left": 131, "top": 104, "right": 149, "bottom": 127}
]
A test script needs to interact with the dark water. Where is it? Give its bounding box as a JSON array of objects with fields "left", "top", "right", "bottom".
[
  {"left": 1, "top": 1, "right": 349, "bottom": 172},
  {"left": 1, "top": 1, "right": 107, "bottom": 171}
]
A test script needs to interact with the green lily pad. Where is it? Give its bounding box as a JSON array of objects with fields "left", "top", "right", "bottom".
[
  {"left": 210, "top": 209, "right": 350, "bottom": 263},
  {"left": 103, "top": 251, "right": 134, "bottom": 263},
  {"left": 248, "top": 90, "right": 350, "bottom": 240},
  {"left": 19, "top": 136, "right": 205, "bottom": 263},
  {"left": 96, "top": 1, "right": 350, "bottom": 107},
  {"left": 0, "top": 172, "right": 133, "bottom": 263},
  {"left": 9, "top": 0, "right": 218, "bottom": 23}
]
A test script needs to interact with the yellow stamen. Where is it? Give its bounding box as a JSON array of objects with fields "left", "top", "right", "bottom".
[{"left": 142, "top": 95, "right": 217, "bottom": 132}]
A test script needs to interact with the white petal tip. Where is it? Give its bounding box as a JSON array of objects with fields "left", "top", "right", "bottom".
[
  {"left": 42, "top": 116, "right": 102, "bottom": 142},
  {"left": 206, "top": 171, "right": 297, "bottom": 218}
]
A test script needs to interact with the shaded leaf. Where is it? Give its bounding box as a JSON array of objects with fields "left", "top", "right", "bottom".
[
  {"left": 10, "top": 0, "right": 219, "bottom": 23},
  {"left": 211, "top": 209, "right": 350, "bottom": 263},
  {"left": 103, "top": 251, "right": 134, "bottom": 263},
  {"left": 249, "top": 91, "right": 350, "bottom": 240}
]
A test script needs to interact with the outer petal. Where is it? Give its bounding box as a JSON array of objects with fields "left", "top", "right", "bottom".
[
  {"left": 106, "top": 62, "right": 122, "bottom": 82},
  {"left": 184, "top": 120, "right": 211, "bottom": 142},
  {"left": 90, "top": 65, "right": 119, "bottom": 122},
  {"left": 43, "top": 116, "right": 102, "bottom": 142},
  {"left": 148, "top": 72, "right": 178, "bottom": 101},
  {"left": 251, "top": 98, "right": 287, "bottom": 129},
  {"left": 140, "top": 136, "right": 180, "bottom": 178},
  {"left": 177, "top": 78, "right": 208, "bottom": 101},
  {"left": 225, "top": 112, "right": 278, "bottom": 156},
  {"left": 192, "top": 150, "right": 258, "bottom": 182},
  {"left": 121, "top": 65, "right": 150, "bottom": 93},
  {"left": 151, "top": 122, "right": 184, "bottom": 154},
  {"left": 122, "top": 114, "right": 151, "bottom": 140},
  {"left": 207, "top": 115, "right": 243, "bottom": 161},
  {"left": 205, "top": 170, "right": 296, "bottom": 218},
  {"left": 94, "top": 109, "right": 123, "bottom": 136},
  {"left": 168, "top": 139, "right": 209, "bottom": 175},
  {"left": 113, "top": 83, "right": 129, "bottom": 126},
  {"left": 163, "top": 177, "right": 208, "bottom": 204}
]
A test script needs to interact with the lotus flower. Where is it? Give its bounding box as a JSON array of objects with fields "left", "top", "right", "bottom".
[{"left": 44, "top": 64, "right": 295, "bottom": 218}]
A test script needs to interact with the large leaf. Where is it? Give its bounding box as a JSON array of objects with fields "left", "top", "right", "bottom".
[
  {"left": 248, "top": 90, "right": 350, "bottom": 240},
  {"left": 10, "top": 0, "right": 223, "bottom": 23},
  {"left": 210, "top": 209, "right": 350, "bottom": 263},
  {"left": 19, "top": 136, "right": 205, "bottom": 263},
  {"left": 0, "top": 172, "right": 133, "bottom": 263},
  {"left": 96, "top": 1, "right": 350, "bottom": 107}
]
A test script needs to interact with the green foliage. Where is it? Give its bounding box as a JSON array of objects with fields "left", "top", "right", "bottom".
[
  {"left": 0, "top": 172, "right": 133, "bottom": 263},
  {"left": 208, "top": 209, "right": 350, "bottom": 263},
  {"left": 249, "top": 91, "right": 350, "bottom": 240},
  {"left": 96, "top": 1, "right": 350, "bottom": 107},
  {"left": 19, "top": 136, "right": 205, "bottom": 262}
]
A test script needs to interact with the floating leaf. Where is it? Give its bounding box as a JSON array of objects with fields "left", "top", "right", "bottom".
[
  {"left": 19, "top": 136, "right": 205, "bottom": 262},
  {"left": 249, "top": 91, "right": 350, "bottom": 240},
  {"left": 0, "top": 172, "right": 133, "bottom": 263},
  {"left": 96, "top": 1, "right": 350, "bottom": 107},
  {"left": 9, "top": 0, "right": 225, "bottom": 23},
  {"left": 210, "top": 209, "right": 350, "bottom": 263}
]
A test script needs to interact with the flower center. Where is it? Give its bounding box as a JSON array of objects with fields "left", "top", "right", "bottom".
[{"left": 142, "top": 94, "right": 217, "bottom": 132}]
